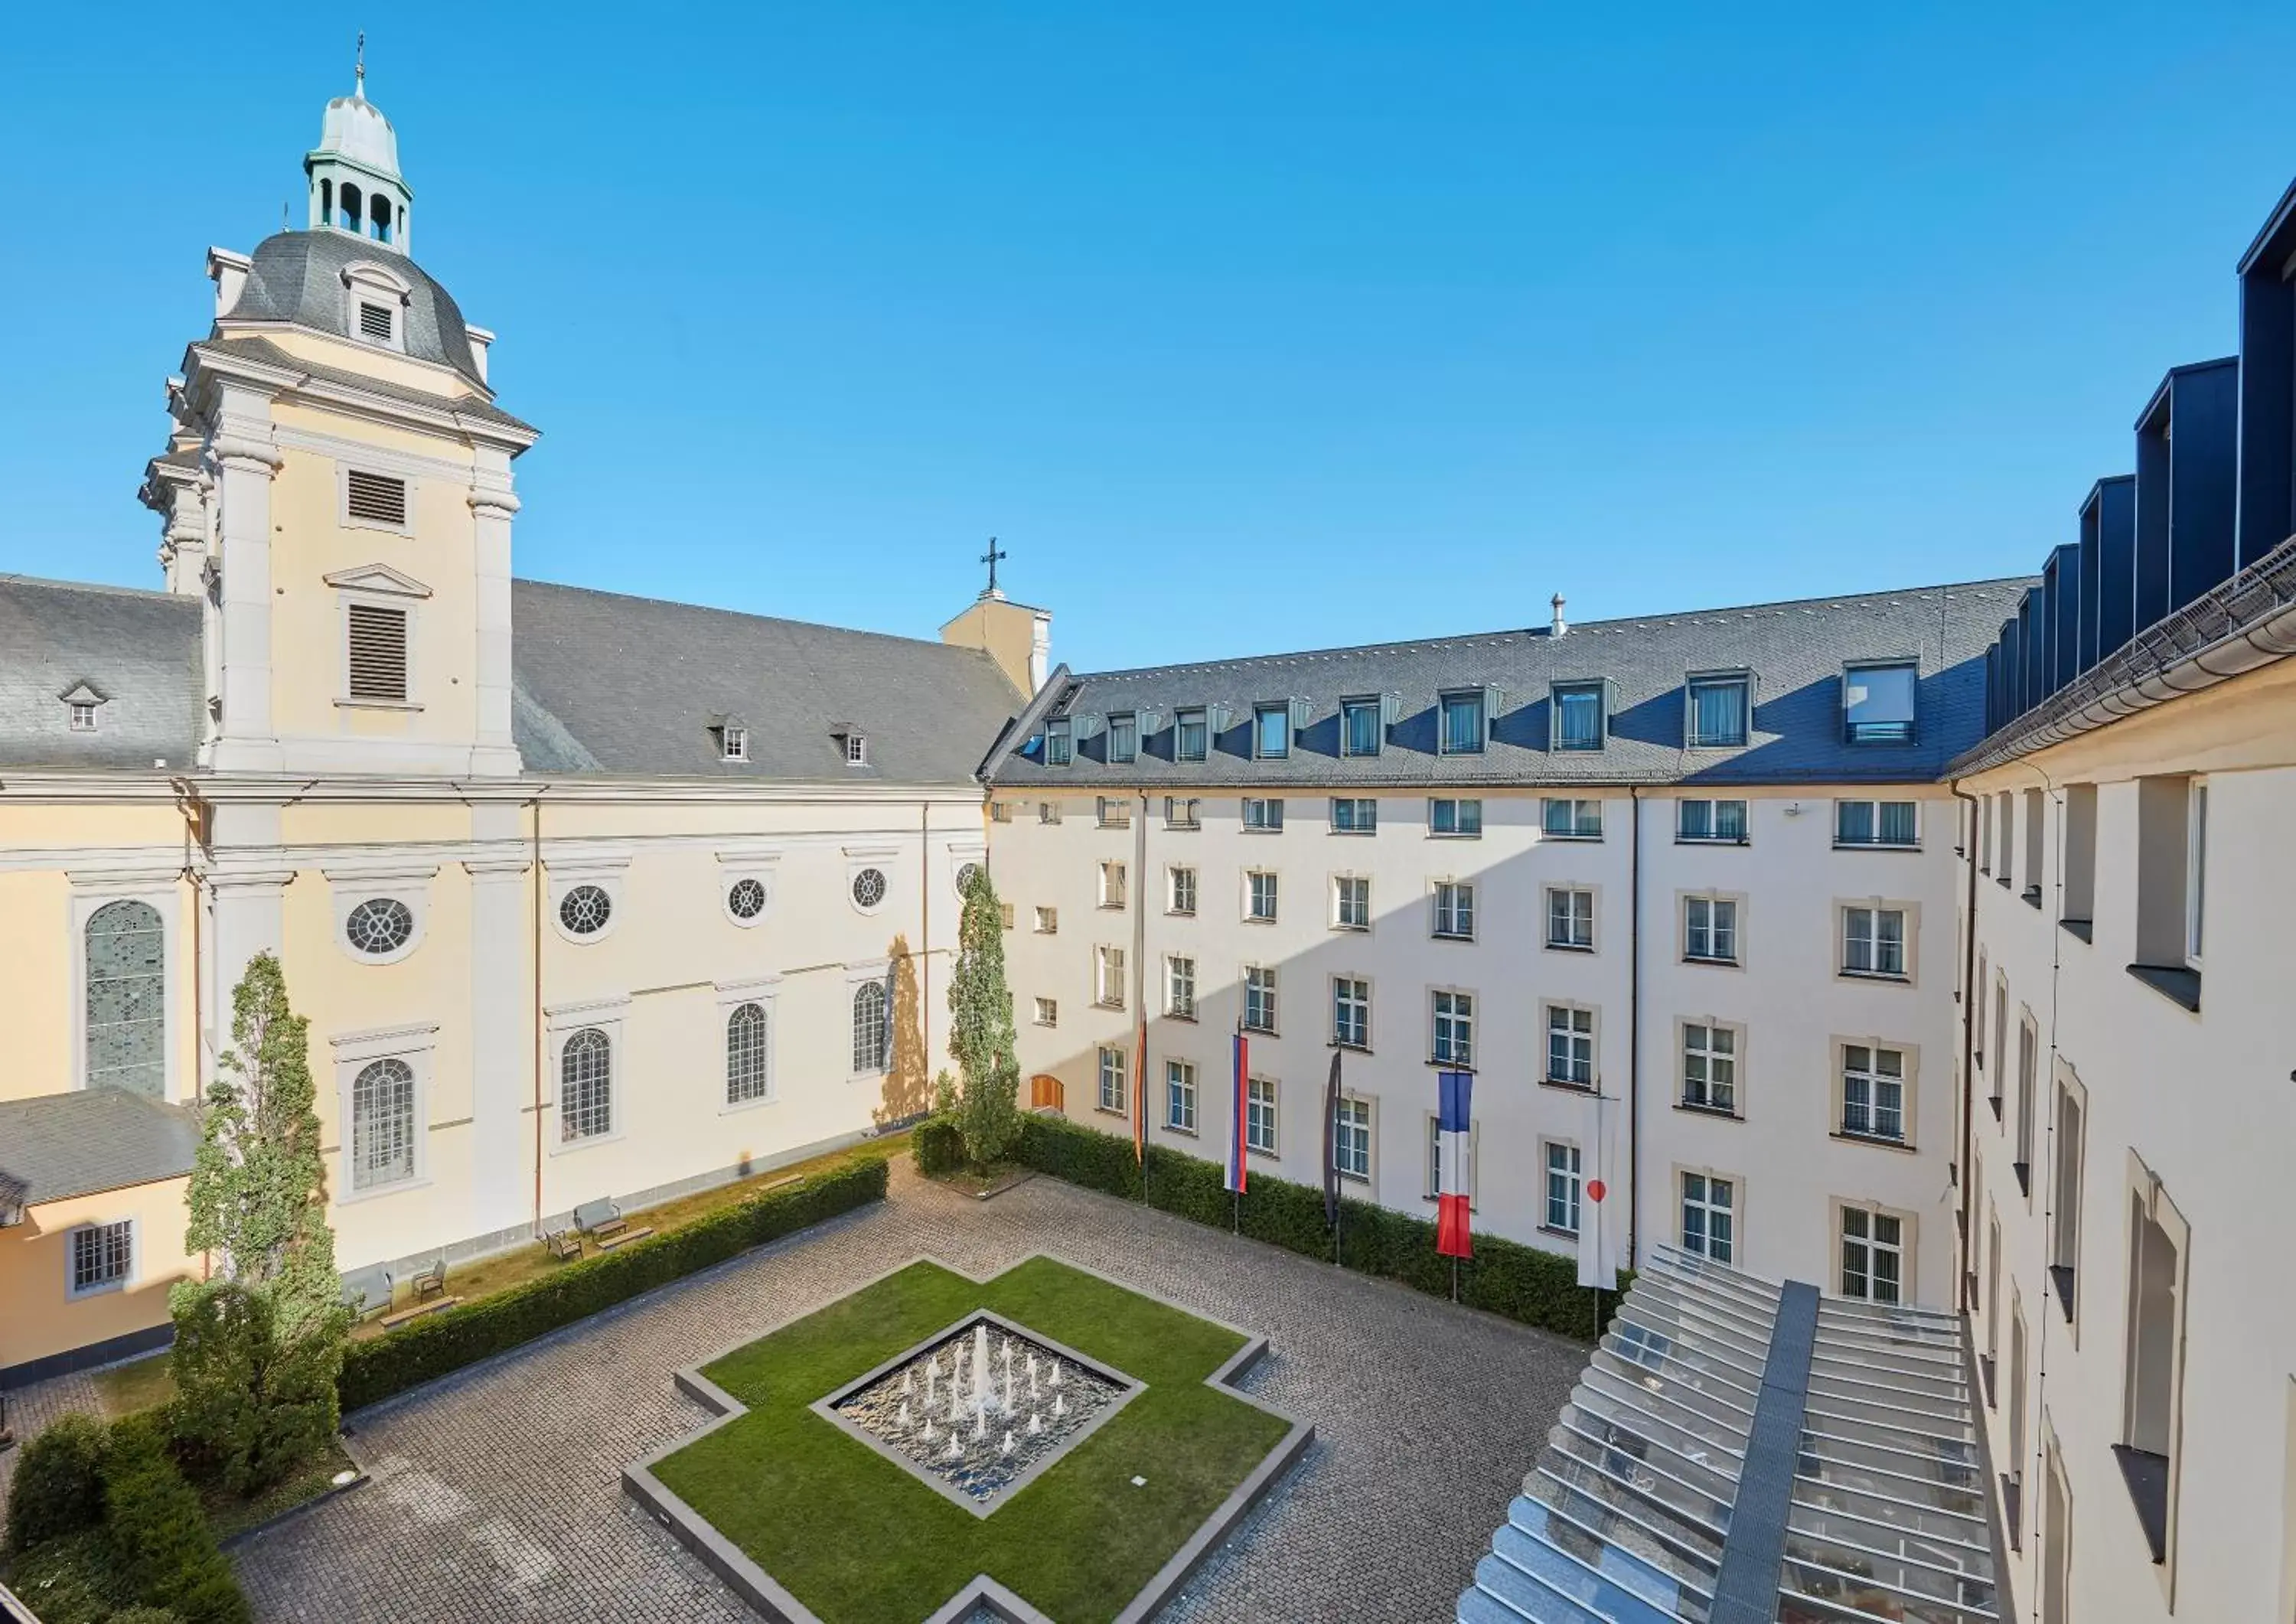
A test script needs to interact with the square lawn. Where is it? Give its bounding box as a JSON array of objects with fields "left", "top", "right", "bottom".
[{"left": 648, "top": 1256, "right": 1293, "bottom": 1623}]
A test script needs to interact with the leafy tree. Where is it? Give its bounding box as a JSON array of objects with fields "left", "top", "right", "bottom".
[
  {"left": 170, "top": 953, "right": 348, "bottom": 1495},
  {"left": 947, "top": 866, "right": 1022, "bottom": 1166}
]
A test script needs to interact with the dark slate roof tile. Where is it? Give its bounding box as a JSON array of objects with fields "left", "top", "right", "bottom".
[
  {"left": 0, "top": 576, "right": 203, "bottom": 771},
  {"left": 0, "top": 1088, "right": 202, "bottom": 1208}
]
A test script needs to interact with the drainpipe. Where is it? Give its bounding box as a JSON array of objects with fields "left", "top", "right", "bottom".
[
  {"left": 1952, "top": 783, "right": 1980, "bottom": 1312},
  {"left": 1627, "top": 784, "right": 1642, "bottom": 1267},
  {"left": 921, "top": 798, "right": 931, "bottom": 1101},
  {"left": 530, "top": 793, "right": 545, "bottom": 1236}
]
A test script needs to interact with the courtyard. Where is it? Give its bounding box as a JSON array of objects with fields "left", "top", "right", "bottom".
[{"left": 2, "top": 1161, "right": 1586, "bottom": 1622}]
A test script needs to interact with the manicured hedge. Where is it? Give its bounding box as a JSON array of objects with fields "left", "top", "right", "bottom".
[
  {"left": 4, "top": 1410, "right": 110, "bottom": 1551},
  {"left": 1014, "top": 1114, "right": 1624, "bottom": 1342},
  {"left": 909, "top": 1117, "right": 966, "bottom": 1176},
  {"left": 338, "top": 1156, "right": 889, "bottom": 1410},
  {"left": 101, "top": 1415, "right": 249, "bottom": 1624}
]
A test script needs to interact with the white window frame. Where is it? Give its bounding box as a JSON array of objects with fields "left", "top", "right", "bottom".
[
  {"left": 546, "top": 855, "right": 630, "bottom": 946},
  {"left": 1430, "top": 986, "right": 1476, "bottom": 1068},
  {"left": 1244, "top": 869, "right": 1279, "bottom": 924},
  {"left": 1167, "top": 865, "right": 1198, "bottom": 916},
  {"left": 325, "top": 861, "right": 435, "bottom": 967},
  {"left": 1242, "top": 797, "right": 1284, "bottom": 832},
  {"left": 846, "top": 846, "right": 898, "bottom": 917},
  {"left": 1165, "top": 796, "right": 1202, "bottom": 830},
  {"left": 1098, "top": 859, "right": 1128, "bottom": 910},
  {"left": 1033, "top": 996, "right": 1058, "bottom": 1028},
  {"left": 846, "top": 962, "right": 893, "bottom": 1081},
  {"left": 1544, "top": 885, "right": 1596, "bottom": 952},
  {"left": 1682, "top": 892, "right": 1743, "bottom": 966},
  {"left": 1677, "top": 797, "right": 1749, "bottom": 843},
  {"left": 1431, "top": 879, "right": 1476, "bottom": 941},
  {"left": 1836, "top": 1038, "right": 1914, "bottom": 1146},
  {"left": 1094, "top": 944, "right": 1127, "bottom": 1009},
  {"left": 720, "top": 722, "right": 749, "bottom": 761},
  {"left": 1835, "top": 1199, "right": 1912, "bottom": 1304},
  {"left": 331, "top": 1021, "right": 439, "bottom": 1202},
  {"left": 1424, "top": 1113, "right": 1479, "bottom": 1206},
  {"left": 64, "top": 1216, "right": 138, "bottom": 1300},
  {"left": 1835, "top": 797, "right": 1920, "bottom": 849},
  {"left": 1332, "top": 872, "right": 1371, "bottom": 931},
  {"left": 1541, "top": 797, "right": 1603, "bottom": 840},
  {"left": 1332, "top": 974, "right": 1371, "bottom": 1051},
  {"left": 1246, "top": 1075, "right": 1280, "bottom": 1157},
  {"left": 1165, "top": 1058, "right": 1199, "bottom": 1134},
  {"left": 1329, "top": 797, "right": 1378, "bottom": 834},
  {"left": 1544, "top": 1002, "right": 1596, "bottom": 1089},
  {"left": 1839, "top": 899, "right": 1914, "bottom": 981},
  {"left": 1334, "top": 1094, "right": 1374, "bottom": 1182},
  {"left": 1679, "top": 1169, "right": 1737, "bottom": 1264},
  {"left": 546, "top": 996, "right": 631, "bottom": 1152},
  {"left": 1679, "top": 1018, "right": 1741, "bottom": 1117},
  {"left": 1543, "top": 1140, "right": 1583, "bottom": 1236},
  {"left": 1429, "top": 797, "right": 1483, "bottom": 838},
  {"left": 1243, "top": 964, "right": 1278, "bottom": 1034},
  {"left": 1095, "top": 796, "right": 1132, "bottom": 828},
  {"left": 1166, "top": 954, "right": 1197, "bottom": 1019},
  {"left": 717, "top": 977, "right": 781, "bottom": 1113},
  {"left": 1034, "top": 905, "right": 1058, "bottom": 934},
  {"left": 1095, "top": 1045, "right": 1128, "bottom": 1115}
]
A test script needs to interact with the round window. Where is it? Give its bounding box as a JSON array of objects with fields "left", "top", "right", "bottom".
[
  {"left": 956, "top": 862, "right": 983, "bottom": 896},
  {"left": 559, "top": 884, "right": 613, "bottom": 936},
  {"left": 852, "top": 868, "right": 888, "bottom": 909},
  {"left": 344, "top": 897, "right": 414, "bottom": 956},
  {"left": 727, "top": 876, "right": 768, "bottom": 920}
]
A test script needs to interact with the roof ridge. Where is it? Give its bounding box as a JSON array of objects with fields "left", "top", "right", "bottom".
[
  {"left": 1068, "top": 575, "right": 2037, "bottom": 684},
  {"left": 0, "top": 572, "right": 187, "bottom": 604},
  {"left": 511, "top": 576, "right": 996, "bottom": 658}
]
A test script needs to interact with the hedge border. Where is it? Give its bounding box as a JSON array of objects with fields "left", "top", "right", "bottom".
[
  {"left": 1011, "top": 1114, "right": 1625, "bottom": 1342},
  {"left": 338, "top": 1156, "right": 889, "bottom": 1411}
]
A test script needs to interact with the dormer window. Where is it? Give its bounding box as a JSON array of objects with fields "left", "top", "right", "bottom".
[
  {"left": 1687, "top": 673, "right": 1751, "bottom": 749},
  {"left": 1438, "top": 690, "right": 1487, "bottom": 755},
  {"left": 60, "top": 683, "right": 106, "bottom": 732},
  {"left": 1844, "top": 661, "right": 1918, "bottom": 744},
  {"left": 840, "top": 731, "right": 869, "bottom": 767},
  {"left": 721, "top": 723, "right": 749, "bottom": 762},
  {"left": 1045, "top": 718, "right": 1073, "bottom": 766},
  {"left": 1176, "top": 709, "right": 1208, "bottom": 763},
  {"left": 70, "top": 703, "right": 97, "bottom": 732},
  {"left": 340, "top": 262, "right": 412, "bottom": 354},
  {"left": 1254, "top": 704, "right": 1290, "bottom": 759},
  {"left": 1551, "top": 682, "right": 1605, "bottom": 751}
]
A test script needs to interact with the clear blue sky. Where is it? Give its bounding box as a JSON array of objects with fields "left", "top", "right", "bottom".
[{"left": 2, "top": 5, "right": 2291, "bottom": 671}]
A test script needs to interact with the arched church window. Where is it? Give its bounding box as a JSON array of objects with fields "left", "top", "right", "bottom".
[
  {"left": 86, "top": 900, "right": 165, "bottom": 1097},
  {"left": 341, "top": 184, "right": 364, "bottom": 234},
  {"left": 320, "top": 178, "right": 334, "bottom": 227}
]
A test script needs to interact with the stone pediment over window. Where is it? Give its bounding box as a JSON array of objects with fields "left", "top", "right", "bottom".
[{"left": 323, "top": 563, "right": 432, "bottom": 599}]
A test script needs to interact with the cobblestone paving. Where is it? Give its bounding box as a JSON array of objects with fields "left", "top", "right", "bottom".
[{"left": 2, "top": 1164, "right": 1584, "bottom": 1623}]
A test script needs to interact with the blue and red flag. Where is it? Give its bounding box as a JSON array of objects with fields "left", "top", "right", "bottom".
[
  {"left": 1436, "top": 1069, "right": 1473, "bottom": 1259},
  {"left": 1223, "top": 1030, "right": 1249, "bottom": 1194}
]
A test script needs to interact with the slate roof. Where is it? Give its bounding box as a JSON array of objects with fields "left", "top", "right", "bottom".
[
  {"left": 0, "top": 1088, "right": 202, "bottom": 1208},
  {"left": 191, "top": 335, "right": 536, "bottom": 436},
  {"left": 0, "top": 576, "right": 203, "bottom": 771},
  {"left": 222, "top": 229, "right": 488, "bottom": 387},
  {"left": 510, "top": 579, "right": 1025, "bottom": 784},
  {"left": 988, "top": 578, "right": 2030, "bottom": 790}
]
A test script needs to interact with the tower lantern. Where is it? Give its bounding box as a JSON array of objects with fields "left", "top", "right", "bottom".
[{"left": 304, "top": 35, "right": 414, "bottom": 253}]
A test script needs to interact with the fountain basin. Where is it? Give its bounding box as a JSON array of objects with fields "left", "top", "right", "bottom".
[{"left": 809, "top": 1309, "right": 1142, "bottom": 1517}]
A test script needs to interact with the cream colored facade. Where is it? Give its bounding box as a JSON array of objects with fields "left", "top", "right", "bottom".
[{"left": 1959, "top": 655, "right": 2296, "bottom": 1622}]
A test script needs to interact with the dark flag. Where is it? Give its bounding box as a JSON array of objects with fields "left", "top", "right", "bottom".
[{"left": 1321, "top": 1048, "right": 1342, "bottom": 1231}]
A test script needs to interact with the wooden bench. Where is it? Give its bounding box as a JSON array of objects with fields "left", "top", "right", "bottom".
[
  {"left": 410, "top": 1256, "right": 448, "bottom": 1301},
  {"left": 574, "top": 1197, "right": 654, "bottom": 1253},
  {"left": 379, "top": 1295, "right": 460, "bottom": 1330},
  {"left": 541, "top": 1227, "right": 583, "bottom": 1262}
]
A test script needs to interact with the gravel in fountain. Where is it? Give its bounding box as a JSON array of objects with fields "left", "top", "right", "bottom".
[{"left": 818, "top": 1313, "right": 1136, "bottom": 1511}]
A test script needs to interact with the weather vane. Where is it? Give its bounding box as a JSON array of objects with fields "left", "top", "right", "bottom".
[
  {"left": 980, "top": 538, "right": 1008, "bottom": 597},
  {"left": 355, "top": 31, "right": 367, "bottom": 97}
]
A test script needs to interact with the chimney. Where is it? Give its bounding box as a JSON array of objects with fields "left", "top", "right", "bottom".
[
  {"left": 206, "top": 246, "right": 252, "bottom": 320},
  {"left": 1550, "top": 593, "right": 1568, "bottom": 637},
  {"left": 465, "top": 324, "right": 495, "bottom": 385}
]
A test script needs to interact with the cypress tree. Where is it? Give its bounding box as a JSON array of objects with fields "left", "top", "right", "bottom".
[{"left": 947, "top": 866, "right": 1022, "bottom": 1167}]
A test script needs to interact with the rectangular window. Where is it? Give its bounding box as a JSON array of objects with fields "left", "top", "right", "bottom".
[
  {"left": 1431, "top": 989, "right": 1474, "bottom": 1067},
  {"left": 1844, "top": 660, "right": 1919, "bottom": 743},
  {"left": 1542, "top": 797, "right": 1602, "bottom": 839},
  {"left": 999, "top": 902, "right": 1014, "bottom": 931},
  {"left": 1045, "top": 718, "right": 1074, "bottom": 765},
  {"left": 1243, "top": 797, "right": 1284, "bottom": 832},
  {"left": 1165, "top": 796, "right": 1201, "bottom": 830},
  {"left": 69, "top": 1220, "right": 133, "bottom": 1296},
  {"left": 1097, "top": 1045, "right": 1127, "bottom": 1113},
  {"left": 1166, "top": 954, "right": 1197, "bottom": 1018},
  {"left": 1244, "top": 966, "right": 1278, "bottom": 1033},
  {"left": 1842, "top": 905, "right": 1907, "bottom": 977},
  {"left": 990, "top": 801, "right": 1013, "bottom": 823},
  {"left": 1165, "top": 1060, "right": 1198, "bottom": 1133},
  {"left": 1678, "top": 798, "right": 1748, "bottom": 842},
  {"left": 1684, "top": 896, "right": 1738, "bottom": 964},
  {"left": 1681, "top": 1173, "right": 1734, "bottom": 1264},
  {"left": 1545, "top": 1004, "right": 1593, "bottom": 1088},
  {"left": 1097, "top": 797, "right": 1132, "bottom": 828},
  {"left": 1341, "top": 697, "right": 1383, "bottom": 757},
  {"left": 1246, "top": 870, "right": 1278, "bottom": 922},
  {"left": 2121, "top": 1170, "right": 2186, "bottom": 1564},
  {"left": 2022, "top": 787, "right": 2045, "bottom": 902},
  {"left": 1034, "top": 905, "right": 1057, "bottom": 934},
  {"left": 1099, "top": 861, "right": 1128, "bottom": 909},
  {"left": 1330, "top": 797, "right": 1377, "bottom": 833},
  {"left": 2016, "top": 1017, "right": 2037, "bottom": 1188},
  {"left": 1167, "top": 865, "right": 1198, "bottom": 915},
  {"left": 1033, "top": 997, "right": 1058, "bottom": 1027},
  {"left": 68, "top": 700, "right": 97, "bottom": 732},
  {"left": 1991, "top": 980, "right": 2008, "bottom": 1117},
  {"left": 1841, "top": 1043, "right": 1907, "bottom": 1143},
  {"left": 1333, "top": 875, "right": 1370, "bottom": 931},
  {"left": 346, "top": 602, "right": 409, "bottom": 702},
  {"left": 1246, "top": 1076, "right": 1279, "bottom": 1156},
  {"left": 344, "top": 468, "right": 409, "bottom": 527},
  {"left": 2186, "top": 779, "right": 2206, "bottom": 964},
  {"left": 1682, "top": 1022, "right": 1737, "bottom": 1114},
  {"left": 1430, "top": 797, "right": 1482, "bottom": 837},
  {"left": 1332, "top": 977, "right": 1370, "bottom": 1048},
  {"left": 1836, "top": 799, "right": 1919, "bottom": 847},
  {"left": 1039, "top": 801, "right": 1062, "bottom": 825},
  {"left": 1334, "top": 1097, "right": 1371, "bottom": 1179},
  {"left": 1176, "top": 709, "right": 1208, "bottom": 762},
  {"left": 1839, "top": 1205, "right": 1904, "bottom": 1303},
  {"left": 351, "top": 1058, "right": 417, "bottom": 1190},
  {"left": 1552, "top": 682, "right": 1605, "bottom": 750},
  {"left": 1546, "top": 887, "right": 1594, "bottom": 951},
  {"left": 1254, "top": 704, "right": 1290, "bottom": 758},
  {"left": 1544, "top": 1143, "right": 1583, "bottom": 1234},
  {"left": 1432, "top": 881, "right": 1476, "bottom": 941},
  {"left": 1094, "top": 945, "right": 1126, "bottom": 1009},
  {"left": 2050, "top": 1077, "right": 2085, "bottom": 1319},
  {"left": 1107, "top": 713, "right": 1137, "bottom": 763},
  {"left": 1439, "top": 690, "right": 1486, "bottom": 755},
  {"left": 1687, "top": 673, "right": 1750, "bottom": 748},
  {"left": 721, "top": 725, "right": 748, "bottom": 761},
  {"left": 2062, "top": 783, "right": 2098, "bottom": 931}
]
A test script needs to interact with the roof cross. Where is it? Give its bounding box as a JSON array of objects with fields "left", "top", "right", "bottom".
[
  {"left": 980, "top": 538, "right": 1008, "bottom": 598},
  {"left": 355, "top": 31, "right": 367, "bottom": 99}
]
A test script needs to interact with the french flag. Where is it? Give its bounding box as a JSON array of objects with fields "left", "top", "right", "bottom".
[
  {"left": 1436, "top": 1069, "right": 1473, "bottom": 1259},
  {"left": 1222, "top": 1031, "right": 1248, "bottom": 1195}
]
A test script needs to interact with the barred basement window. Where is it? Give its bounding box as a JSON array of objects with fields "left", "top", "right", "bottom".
[
  {"left": 559, "top": 1029, "right": 613, "bottom": 1141},
  {"left": 726, "top": 1003, "right": 771, "bottom": 1104},
  {"left": 344, "top": 469, "right": 409, "bottom": 527},
  {"left": 351, "top": 1057, "right": 416, "bottom": 1189},
  {"left": 70, "top": 1220, "right": 133, "bottom": 1296},
  {"left": 346, "top": 603, "right": 409, "bottom": 701},
  {"left": 357, "top": 301, "right": 396, "bottom": 343}
]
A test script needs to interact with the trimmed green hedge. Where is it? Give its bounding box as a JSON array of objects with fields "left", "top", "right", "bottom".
[
  {"left": 909, "top": 1117, "right": 966, "bottom": 1176},
  {"left": 101, "top": 1415, "right": 249, "bottom": 1624},
  {"left": 5, "top": 1410, "right": 110, "bottom": 1551},
  {"left": 1013, "top": 1114, "right": 1623, "bottom": 1342},
  {"left": 338, "top": 1156, "right": 890, "bottom": 1410}
]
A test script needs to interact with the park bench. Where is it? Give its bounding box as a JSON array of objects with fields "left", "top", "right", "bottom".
[
  {"left": 377, "top": 1256, "right": 459, "bottom": 1329},
  {"left": 341, "top": 1264, "right": 393, "bottom": 1322},
  {"left": 574, "top": 1195, "right": 654, "bottom": 1251},
  {"left": 541, "top": 1226, "right": 583, "bottom": 1261}
]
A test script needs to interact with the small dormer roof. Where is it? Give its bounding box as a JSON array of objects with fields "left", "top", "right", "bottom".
[{"left": 57, "top": 680, "right": 108, "bottom": 706}]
